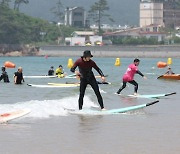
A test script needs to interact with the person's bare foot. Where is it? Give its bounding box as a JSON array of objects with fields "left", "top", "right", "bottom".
[
  {"left": 134, "top": 93, "right": 139, "bottom": 96},
  {"left": 101, "top": 108, "right": 107, "bottom": 111}
]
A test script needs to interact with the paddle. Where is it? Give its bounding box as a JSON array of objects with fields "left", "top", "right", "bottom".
[
  {"left": 146, "top": 100, "right": 159, "bottom": 107},
  {"left": 164, "top": 92, "right": 176, "bottom": 96},
  {"left": 157, "top": 75, "right": 163, "bottom": 79}
]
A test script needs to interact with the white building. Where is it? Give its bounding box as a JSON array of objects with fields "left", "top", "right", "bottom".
[
  {"left": 64, "top": 7, "right": 85, "bottom": 28},
  {"left": 65, "top": 31, "right": 102, "bottom": 46},
  {"left": 140, "top": 1, "right": 164, "bottom": 27}
]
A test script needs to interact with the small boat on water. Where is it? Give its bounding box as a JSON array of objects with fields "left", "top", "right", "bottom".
[{"left": 157, "top": 74, "right": 180, "bottom": 80}]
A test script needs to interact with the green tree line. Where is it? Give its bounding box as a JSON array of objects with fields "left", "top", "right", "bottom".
[{"left": 0, "top": 3, "right": 76, "bottom": 44}]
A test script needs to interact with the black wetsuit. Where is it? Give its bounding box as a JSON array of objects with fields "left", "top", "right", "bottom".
[
  {"left": 0, "top": 71, "right": 10, "bottom": 83},
  {"left": 48, "top": 69, "right": 54, "bottom": 76},
  {"left": 14, "top": 71, "right": 24, "bottom": 84},
  {"left": 70, "top": 57, "right": 105, "bottom": 110}
]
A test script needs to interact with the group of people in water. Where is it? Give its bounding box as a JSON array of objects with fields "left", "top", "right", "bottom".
[
  {"left": 1, "top": 50, "right": 175, "bottom": 111},
  {"left": 0, "top": 66, "right": 24, "bottom": 84},
  {"left": 48, "top": 65, "right": 64, "bottom": 78}
]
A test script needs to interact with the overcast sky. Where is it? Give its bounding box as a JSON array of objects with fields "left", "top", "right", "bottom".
[{"left": 17, "top": 0, "right": 140, "bottom": 26}]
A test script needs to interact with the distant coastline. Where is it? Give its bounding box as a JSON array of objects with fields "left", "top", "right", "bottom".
[
  {"left": 38, "top": 45, "right": 180, "bottom": 58},
  {"left": 0, "top": 45, "right": 180, "bottom": 58}
]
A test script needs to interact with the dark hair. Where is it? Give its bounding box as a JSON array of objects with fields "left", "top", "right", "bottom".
[
  {"left": 59, "top": 65, "right": 62, "bottom": 67},
  {"left": 1, "top": 66, "right": 5, "bottom": 71},
  {"left": 134, "top": 58, "right": 140, "bottom": 63}
]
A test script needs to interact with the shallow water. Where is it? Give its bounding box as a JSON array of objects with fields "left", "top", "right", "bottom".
[{"left": 0, "top": 57, "right": 179, "bottom": 154}]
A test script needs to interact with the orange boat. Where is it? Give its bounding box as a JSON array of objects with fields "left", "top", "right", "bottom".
[{"left": 157, "top": 74, "right": 180, "bottom": 80}]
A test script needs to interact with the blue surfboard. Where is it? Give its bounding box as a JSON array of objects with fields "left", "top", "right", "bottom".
[
  {"left": 127, "top": 92, "right": 176, "bottom": 99},
  {"left": 65, "top": 100, "right": 159, "bottom": 115}
]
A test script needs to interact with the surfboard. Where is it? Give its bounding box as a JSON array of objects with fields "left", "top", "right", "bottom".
[
  {"left": 65, "top": 74, "right": 108, "bottom": 79},
  {"left": 24, "top": 75, "right": 57, "bottom": 78},
  {"left": 65, "top": 100, "right": 159, "bottom": 115},
  {"left": 0, "top": 109, "right": 31, "bottom": 123},
  {"left": 27, "top": 83, "right": 79, "bottom": 88},
  {"left": 48, "top": 82, "right": 80, "bottom": 86},
  {"left": 127, "top": 92, "right": 176, "bottom": 99}
]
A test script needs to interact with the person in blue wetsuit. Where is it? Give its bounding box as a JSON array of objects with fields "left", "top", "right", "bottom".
[
  {"left": 70, "top": 50, "right": 106, "bottom": 110},
  {"left": 0, "top": 66, "right": 10, "bottom": 83}
]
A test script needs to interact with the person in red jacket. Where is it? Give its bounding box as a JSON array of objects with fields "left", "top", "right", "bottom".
[{"left": 70, "top": 50, "right": 106, "bottom": 110}]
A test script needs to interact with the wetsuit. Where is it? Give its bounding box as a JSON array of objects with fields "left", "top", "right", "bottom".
[
  {"left": 48, "top": 69, "right": 54, "bottom": 75},
  {"left": 55, "top": 68, "right": 64, "bottom": 75},
  {"left": 0, "top": 71, "right": 10, "bottom": 83},
  {"left": 117, "top": 63, "right": 144, "bottom": 94},
  {"left": 70, "top": 57, "right": 105, "bottom": 110},
  {"left": 14, "top": 71, "right": 24, "bottom": 84}
]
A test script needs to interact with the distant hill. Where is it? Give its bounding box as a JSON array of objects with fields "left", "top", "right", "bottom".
[{"left": 17, "top": 0, "right": 139, "bottom": 26}]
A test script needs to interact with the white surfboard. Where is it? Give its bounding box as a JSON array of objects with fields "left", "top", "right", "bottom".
[
  {"left": 48, "top": 82, "right": 80, "bottom": 86},
  {"left": 127, "top": 92, "right": 176, "bottom": 99},
  {"left": 0, "top": 109, "right": 31, "bottom": 123},
  {"left": 24, "top": 75, "right": 57, "bottom": 79},
  {"left": 65, "top": 100, "right": 159, "bottom": 115},
  {"left": 27, "top": 83, "right": 79, "bottom": 88}
]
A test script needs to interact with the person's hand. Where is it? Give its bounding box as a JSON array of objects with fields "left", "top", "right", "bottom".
[
  {"left": 75, "top": 71, "right": 80, "bottom": 76},
  {"left": 143, "top": 76, "right": 147, "bottom": 80},
  {"left": 75, "top": 71, "right": 81, "bottom": 79},
  {"left": 101, "top": 76, "right": 106, "bottom": 82}
]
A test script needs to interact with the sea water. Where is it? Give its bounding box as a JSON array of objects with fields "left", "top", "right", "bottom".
[{"left": 0, "top": 57, "right": 179, "bottom": 154}]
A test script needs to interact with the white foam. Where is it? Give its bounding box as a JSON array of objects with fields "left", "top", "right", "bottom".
[{"left": 0, "top": 96, "right": 99, "bottom": 119}]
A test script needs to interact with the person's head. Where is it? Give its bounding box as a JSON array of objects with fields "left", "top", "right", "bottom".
[
  {"left": 82, "top": 50, "right": 93, "bottom": 61},
  {"left": 134, "top": 58, "right": 140, "bottom": 66},
  {"left": 59, "top": 65, "right": 63, "bottom": 69},
  {"left": 1, "top": 66, "right": 6, "bottom": 72},
  {"left": 18, "top": 67, "right": 23, "bottom": 73},
  {"left": 51, "top": 66, "right": 54, "bottom": 69}
]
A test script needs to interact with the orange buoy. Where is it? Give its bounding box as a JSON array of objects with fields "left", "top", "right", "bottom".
[
  {"left": 157, "top": 61, "right": 167, "bottom": 68},
  {"left": 4, "top": 61, "right": 16, "bottom": 68}
]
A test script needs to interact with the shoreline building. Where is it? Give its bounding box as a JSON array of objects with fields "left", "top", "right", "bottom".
[
  {"left": 64, "top": 7, "right": 85, "bottom": 28},
  {"left": 140, "top": 0, "right": 164, "bottom": 27},
  {"left": 163, "top": 0, "right": 180, "bottom": 28},
  {"left": 140, "top": 0, "right": 180, "bottom": 29}
]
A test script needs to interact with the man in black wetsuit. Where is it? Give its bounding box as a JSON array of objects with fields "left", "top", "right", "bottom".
[
  {"left": 70, "top": 50, "right": 106, "bottom": 110},
  {"left": 0, "top": 66, "right": 10, "bottom": 83},
  {"left": 14, "top": 67, "right": 24, "bottom": 84},
  {"left": 48, "top": 66, "right": 54, "bottom": 76}
]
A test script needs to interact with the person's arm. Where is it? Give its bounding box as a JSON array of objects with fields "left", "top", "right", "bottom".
[
  {"left": 93, "top": 61, "right": 106, "bottom": 82},
  {"left": 14, "top": 75, "right": 17, "bottom": 84},
  {"left": 0, "top": 74, "right": 3, "bottom": 81},
  {"left": 136, "top": 70, "right": 147, "bottom": 79},
  {"left": 93, "top": 63, "right": 105, "bottom": 77},
  {"left": 70, "top": 60, "right": 78, "bottom": 73}
]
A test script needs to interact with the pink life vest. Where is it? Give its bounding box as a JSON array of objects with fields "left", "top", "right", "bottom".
[{"left": 123, "top": 63, "right": 138, "bottom": 82}]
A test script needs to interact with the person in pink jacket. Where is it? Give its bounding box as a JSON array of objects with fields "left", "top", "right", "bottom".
[{"left": 116, "top": 58, "right": 147, "bottom": 95}]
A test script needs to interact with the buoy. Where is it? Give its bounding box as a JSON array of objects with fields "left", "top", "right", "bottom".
[
  {"left": 157, "top": 61, "right": 167, "bottom": 68},
  {"left": 167, "top": 58, "right": 172, "bottom": 65},
  {"left": 4, "top": 61, "right": 16, "bottom": 68},
  {"left": 115, "top": 58, "right": 120, "bottom": 66},
  {"left": 67, "top": 58, "right": 74, "bottom": 68}
]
